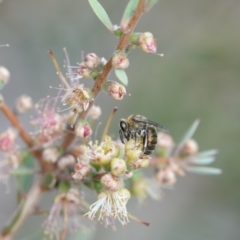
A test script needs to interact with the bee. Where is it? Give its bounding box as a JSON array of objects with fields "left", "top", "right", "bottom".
[{"left": 119, "top": 115, "right": 169, "bottom": 155}]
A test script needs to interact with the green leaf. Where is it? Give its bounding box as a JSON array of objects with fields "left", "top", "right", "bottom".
[
  {"left": 186, "top": 166, "right": 222, "bottom": 175},
  {"left": 197, "top": 149, "right": 218, "bottom": 158},
  {"left": 115, "top": 69, "right": 128, "bottom": 86},
  {"left": 15, "top": 152, "right": 35, "bottom": 193},
  {"left": 190, "top": 156, "right": 216, "bottom": 165},
  {"left": 88, "top": 0, "right": 114, "bottom": 32},
  {"left": 145, "top": 0, "right": 158, "bottom": 12},
  {"left": 10, "top": 167, "right": 34, "bottom": 176},
  {"left": 121, "top": 0, "right": 139, "bottom": 31}
]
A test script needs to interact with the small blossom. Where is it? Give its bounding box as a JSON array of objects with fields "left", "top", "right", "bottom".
[
  {"left": 72, "top": 159, "right": 91, "bottom": 180},
  {"left": 84, "top": 136, "right": 120, "bottom": 166},
  {"left": 104, "top": 81, "right": 126, "bottom": 100},
  {"left": 15, "top": 94, "right": 33, "bottom": 114},
  {"left": 101, "top": 173, "right": 121, "bottom": 191},
  {"left": 75, "top": 121, "right": 92, "bottom": 139},
  {"left": 31, "top": 108, "right": 64, "bottom": 144},
  {"left": 111, "top": 51, "right": 129, "bottom": 69},
  {"left": 0, "top": 66, "right": 10, "bottom": 88},
  {"left": 84, "top": 188, "right": 130, "bottom": 226},
  {"left": 62, "top": 85, "right": 93, "bottom": 114},
  {"left": 85, "top": 53, "right": 100, "bottom": 69},
  {"left": 43, "top": 189, "right": 85, "bottom": 239},
  {"left": 42, "top": 147, "right": 60, "bottom": 163},
  {"left": 0, "top": 128, "right": 17, "bottom": 152},
  {"left": 88, "top": 105, "right": 102, "bottom": 120},
  {"left": 138, "top": 32, "right": 157, "bottom": 54}
]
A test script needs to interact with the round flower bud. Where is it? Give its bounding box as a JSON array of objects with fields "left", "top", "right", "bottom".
[
  {"left": 84, "top": 53, "right": 99, "bottom": 69},
  {"left": 75, "top": 122, "right": 92, "bottom": 139},
  {"left": 118, "top": 188, "right": 131, "bottom": 203},
  {"left": 157, "top": 132, "right": 174, "bottom": 150},
  {"left": 88, "top": 105, "right": 101, "bottom": 120},
  {"left": 100, "top": 173, "right": 121, "bottom": 191},
  {"left": 0, "top": 66, "right": 10, "bottom": 88},
  {"left": 138, "top": 32, "right": 157, "bottom": 54},
  {"left": 15, "top": 94, "right": 33, "bottom": 113},
  {"left": 111, "top": 158, "right": 127, "bottom": 176},
  {"left": 57, "top": 154, "right": 76, "bottom": 170},
  {"left": 42, "top": 147, "right": 60, "bottom": 163},
  {"left": 107, "top": 81, "right": 126, "bottom": 100},
  {"left": 112, "top": 51, "right": 129, "bottom": 69},
  {"left": 155, "top": 167, "right": 176, "bottom": 186},
  {"left": 180, "top": 139, "right": 199, "bottom": 157}
]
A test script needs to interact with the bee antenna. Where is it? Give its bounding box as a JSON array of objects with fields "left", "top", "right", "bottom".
[{"left": 101, "top": 107, "right": 118, "bottom": 142}]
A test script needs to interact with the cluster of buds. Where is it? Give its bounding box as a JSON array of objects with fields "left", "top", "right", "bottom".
[{"left": 69, "top": 53, "right": 107, "bottom": 81}]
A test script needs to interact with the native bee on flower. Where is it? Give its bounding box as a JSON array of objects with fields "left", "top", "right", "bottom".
[{"left": 119, "top": 115, "right": 169, "bottom": 155}]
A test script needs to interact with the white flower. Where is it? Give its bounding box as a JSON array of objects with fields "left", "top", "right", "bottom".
[{"left": 84, "top": 188, "right": 131, "bottom": 226}]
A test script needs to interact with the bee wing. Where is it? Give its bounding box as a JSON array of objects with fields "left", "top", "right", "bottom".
[{"left": 133, "top": 116, "right": 169, "bottom": 133}]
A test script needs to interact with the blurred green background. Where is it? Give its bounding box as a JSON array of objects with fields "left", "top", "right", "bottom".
[{"left": 0, "top": 0, "right": 240, "bottom": 239}]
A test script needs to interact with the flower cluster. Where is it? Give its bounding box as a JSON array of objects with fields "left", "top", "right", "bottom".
[{"left": 0, "top": 1, "right": 221, "bottom": 240}]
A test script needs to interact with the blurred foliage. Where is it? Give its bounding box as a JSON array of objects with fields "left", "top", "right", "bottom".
[{"left": 0, "top": 0, "right": 240, "bottom": 239}]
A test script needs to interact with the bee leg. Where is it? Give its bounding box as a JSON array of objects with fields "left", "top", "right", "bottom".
[
  {"left": 119, "top": 130, "right": 125, "bottom": 144},
  {"left": 142, "top": 129, "right": 148, "bottom": 154}
]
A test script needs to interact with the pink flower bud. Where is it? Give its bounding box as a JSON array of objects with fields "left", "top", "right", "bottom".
[
  {"left": 88, "top": 105, "right": 102, "bottom": 120},
  {"left": 138, "top": 32, "right": 157, "bottom": 54},
  {"left": 0, "top": 128, "right": 17, "bottom": 152},
  {"left": 42, "top": 147, "right": 60, "bottom": 163},
  {"left": 180, "top": 139, "right": 199, "bottom": 157},
  {"left": 155, "top": 167, "right": 176, "bottom": 186},
  {"left": 72, "top": 160, "right": 91, "bottom": 180},
  {"left": 75, "top": 122, "right": 92, "bottom": 139},
  {"left": 105, "top": 81, "right": 126, "bottom": 100},
  {"left": 84, "top": 53, "right": 99, "bottom": 69},
  {"left": 100, "top": 173, "right": 121, "bottom": 191},
  {"left": 112, "top": 51, "right": 129, "bottom": 69},
  {"left": 157, "top": 132, "right": 174, "bottom": 150}
]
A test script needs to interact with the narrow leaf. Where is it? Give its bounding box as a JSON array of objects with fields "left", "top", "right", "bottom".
[
  {"left": 189, "top": 156, "right": 216, "bottom": 165},
  {"left": 121, "top": 0, "right": 139, "bottom": 31},
  {"left": 197, "top": 149, "right": 218, "bottom": 158},
  {"left": 186, "top": 166, "right": 222, "bottom": 175},
  {"left": 145, "top": 0, "right": 158, "bottom": 12},
  {"left": 88, "top": 0, "right": 114, "bottom": 32},
  {"left": 115, "top": 69, "right": 128, "bottom": 86},
  {"left": 15, "top": 152, "right": 35, "bottom": 193}
]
